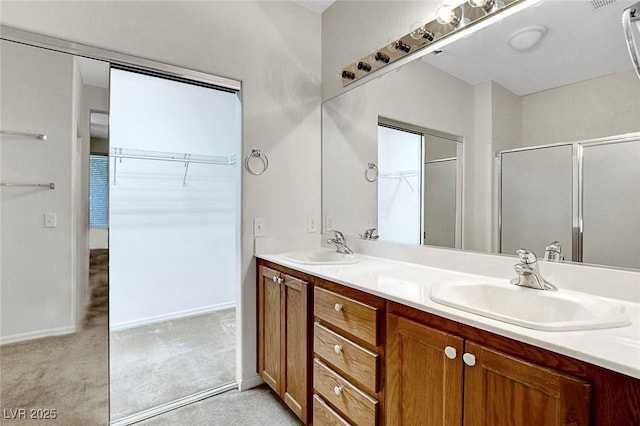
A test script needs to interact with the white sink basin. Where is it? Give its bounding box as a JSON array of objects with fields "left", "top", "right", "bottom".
[
  {"left": 430, "top": 281, "right": 631, "bottom": 331},
  {"left": 279, "top": 249, "right": 364, "bottom": 265}
]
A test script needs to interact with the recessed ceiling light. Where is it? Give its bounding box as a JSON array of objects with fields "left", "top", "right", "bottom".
[{"left": 508, "top": 25, "right": 548, "bottom": 52}]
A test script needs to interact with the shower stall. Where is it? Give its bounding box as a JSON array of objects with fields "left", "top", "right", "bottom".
[{"left": 498, "top": 132, "right": 640, "bottom": 270}]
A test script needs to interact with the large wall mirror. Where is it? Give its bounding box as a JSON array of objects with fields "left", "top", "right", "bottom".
[{"left": 322, "top": 0, "right": 640, "bottom": 270}]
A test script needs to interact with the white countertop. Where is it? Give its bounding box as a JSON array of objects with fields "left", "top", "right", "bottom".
[{"left": 257, "top": 251, "right": 640, "bottom": 379}]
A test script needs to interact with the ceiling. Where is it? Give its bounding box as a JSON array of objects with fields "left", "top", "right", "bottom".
[
  {"left": 292, "top": 0, "right": 335, "bottom": 14},
  {"left": 421, "top": 0, "right": 636, "bottom": 95}
]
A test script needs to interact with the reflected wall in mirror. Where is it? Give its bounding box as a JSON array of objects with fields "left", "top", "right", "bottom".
[
  {"left": 322, "top": 0, "right": 640, "bottom": 270},
  {"left": 1, "top": 39, "right": 109, "bottom": 424}
]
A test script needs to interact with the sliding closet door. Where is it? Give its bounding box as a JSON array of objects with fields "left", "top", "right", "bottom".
[
  {"left": 500, "top": 145, "right": 573, "bottom": 258},
  {"left": 1, "top": 40, "right": 109, "bottom": 425},
  {"left": 109, "top": 68, "right": 241, "bottom": 421},
  {"left": 377, "top": 125, "right": 422, "bottom": 244},
  {"left": 582, "top": 140, "right": 640, "bottom": 269}
]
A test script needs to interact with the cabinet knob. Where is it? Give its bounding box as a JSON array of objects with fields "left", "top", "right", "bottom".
[
  {"left": 463, "top": 352, "right": 477, "bottom": 367},
  {"left": 334, "top": 385, "right": 342, "bottom": 396},
  {"left": 444, "top": 346, "right": 457, "bottom": 360},
  {"left": 334, "top": 344, "right": 343, "bottom": 354},
  {"left": 272, "top": 276, "right": 283, "bottom": 284},
  {"left": 334, "top": 303, "right": 343, "bottom": 312}
]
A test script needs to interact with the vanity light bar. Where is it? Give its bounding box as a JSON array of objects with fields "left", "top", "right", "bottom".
[{"left": 340, "top": 0, "right": 525, "bottom": 86}]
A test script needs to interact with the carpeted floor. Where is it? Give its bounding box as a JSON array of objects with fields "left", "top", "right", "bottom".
[
  {"left": 139, "top": 385, "right": 302, "bottom": 425},
  {"left": 0, "top": 249, "right": 110, "bottom": 426},
  {"left": 1, "top": 249, "right": 293, "bottom": 425},
  {"left": 110, "top": 309, "right": 236, "bottom": 420}
]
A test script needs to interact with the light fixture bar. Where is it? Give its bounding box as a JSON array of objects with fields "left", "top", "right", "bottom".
[{"left": 340, "top": 0, "right": 530, "bottom": 86}]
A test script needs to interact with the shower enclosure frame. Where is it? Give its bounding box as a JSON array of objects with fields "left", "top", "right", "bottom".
[{"left": 496, "top": 131, "right": 640, "bottom": 265}]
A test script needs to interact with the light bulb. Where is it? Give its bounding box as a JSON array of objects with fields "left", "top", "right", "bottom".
[
  {"left": 436, "top": 5, "right": 460, "bottom": 26},
  {"left": 468, "top": 0, "right": 491, "bottom": 7}
]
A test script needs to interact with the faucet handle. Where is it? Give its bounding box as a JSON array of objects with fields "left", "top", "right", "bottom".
[
  {"left": 328, "top": 230, "right": 346, "bottom": 242},
  {"left": 515, "top": 248, "right": 538, "bottom": 264}
]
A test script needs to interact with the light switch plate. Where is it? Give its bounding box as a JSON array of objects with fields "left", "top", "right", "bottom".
[
  {"left": 44, "top": 212, "right": 57, "bottom": 228},
  {"left": 325, "top": 215, "right": 333, "bottom": 231},
  {"left": 307, "top": 215, "right": 318, "bottom": 233},
  {"left": 253, "top": 218, "right": 266, "bottom": 237}
]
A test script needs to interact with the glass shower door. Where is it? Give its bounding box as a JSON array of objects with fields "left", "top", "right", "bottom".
[{"left": 582, "top": 140, "right": 640, "bottom": 269}]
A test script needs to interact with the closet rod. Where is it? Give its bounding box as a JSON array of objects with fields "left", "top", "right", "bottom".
[
  {"left": 111, "top": 153, "right": 235, "bottom": 166},
  {"left": 1, "top": 130, "right": 47, "bottom": 140},
  {"left": 1, "top": 182, "right": 55, "bottom": 189}
]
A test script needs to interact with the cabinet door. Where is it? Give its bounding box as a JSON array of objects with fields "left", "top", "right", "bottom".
[
  {"left": 282, "top": 274, "right": 309, "bottom": 423},
  {"left": 258, "top": 266, "right": 282, "bottom": 394},
  {"left": 387, "top": 314, "right": 464, "bottom": 425},
  {"left": 463, "top": 341, "right": 591, "bottom": 426}
]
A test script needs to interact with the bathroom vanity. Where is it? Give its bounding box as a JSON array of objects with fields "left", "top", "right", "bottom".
[{"left": 256, "top": 253, "right": 640, "bottom": 426}]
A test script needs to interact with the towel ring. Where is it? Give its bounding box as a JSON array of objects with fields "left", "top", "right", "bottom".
[
  {"left": 365, "top": 162, "right": 378, "bottom": 182},
  {"left": 245, "top": 149, "right": 269, "bottom": 175}
]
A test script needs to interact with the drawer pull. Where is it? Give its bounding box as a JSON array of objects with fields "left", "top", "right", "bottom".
[
  {"left": 463, "top": 352, "right": 477, "bottom": 367},
  {"left": 334, "top": 303, "right": 343, "bottom": 312},
  {"left": 334, "top": 344, "right": 343, "bottom": 354},
  {"left": 334, "top": 385, "right": 342, "bottom": 396},
  {"left": 444, "top": 346, "right": 457, "bottom": 360}
]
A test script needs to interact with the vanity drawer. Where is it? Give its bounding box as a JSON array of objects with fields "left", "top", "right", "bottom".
[
  {"left": 314, "top": 322, "right": 379, "bottom": 393},
  {"left": 314, "top": 286, "right": 379, "bottom": 346},
  {"left": 313, "top": 394, "right": 352, "bottom": 426},
  {"left": 313, "top": 358, "right": 378, "bottom": 426}
]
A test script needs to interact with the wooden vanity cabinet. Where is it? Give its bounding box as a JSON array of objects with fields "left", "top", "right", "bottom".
[
  {"left": 257, "top": 263, "right": 311, "bottom": 423},
  {"left": 387, "top": 313, "right": 591, "bottom": 425},
  {"left": 387, "top": 301, "right": 640, "bottom": 426},
  {"left": 312, "top": 280, "right": 386, "bottom": 426}
]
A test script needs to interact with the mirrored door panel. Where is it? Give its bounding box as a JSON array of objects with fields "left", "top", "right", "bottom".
[{"left": 1, "top": 39, "right": 109, "bottom": 425}]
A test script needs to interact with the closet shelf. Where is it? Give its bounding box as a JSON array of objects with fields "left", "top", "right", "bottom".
[
  {"left": 378, "top": 170, "right": 419, "bottom": 179},
  {"left": 110, "top": 147, "right": 237, "bottom": 186}
]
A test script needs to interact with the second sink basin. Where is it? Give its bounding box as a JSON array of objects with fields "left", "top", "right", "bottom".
[
  {"left": 430, "top": 281, "right": 631, "bottom": 331},
  {"left": 279, "top": 249, "right": 364, "bottom": 265}
]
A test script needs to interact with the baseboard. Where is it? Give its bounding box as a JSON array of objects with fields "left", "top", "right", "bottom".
[
  {"left": 0, "top": 325, "right": 76, "bottom": 346},
  {"left": 238, "top": 374, "right": 264, "bottom": 391},
  {"left": 110, "top": 301, "right": 236, "bottom": 332}
]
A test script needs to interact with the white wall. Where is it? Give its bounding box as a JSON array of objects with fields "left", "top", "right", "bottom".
[
  {"left": 108, "top": 69, "right": 239, "bottom": 328},
  {"left": 0, "top": 0, "right": 321, "bottom": 387},
  {"left": 0, "top": 41, "right": 76, "bottom": 343},
  {"left": 522, "top": 69, "right": 640, "bottom": 146}
]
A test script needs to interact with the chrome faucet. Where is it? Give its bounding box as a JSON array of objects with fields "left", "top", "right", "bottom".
[
  {"left": 359, "top": 227, "right": 379, "bottom": 240},
  {"left": 327, "top": 230, "right": 353, "bottom": 254},
  {"left": 543, "top": 241, "right": 564, "bottom": 262},
  {"left": 511, "top": 249, "right": 557, "bottom": 291}
]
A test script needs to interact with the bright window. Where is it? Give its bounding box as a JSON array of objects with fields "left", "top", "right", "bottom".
[{"left": 89, "top": 154, "right": 108, "bottom": 228}]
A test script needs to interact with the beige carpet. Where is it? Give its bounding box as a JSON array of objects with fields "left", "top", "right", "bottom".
[
  {"left": 0, "top": 249, "right": 110, "bottom": 426},
  {"left": 110, "top": 309, "right": 236, "bottom": 421}
]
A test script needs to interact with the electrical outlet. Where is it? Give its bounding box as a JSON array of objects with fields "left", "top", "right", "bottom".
[
  {"left": 325, "top": 215, "right": 333, "bottom": 231},
  {"left": 307, "top": 215, "right": 318, "bottom": 233},
  {"left": 253, "top": 217, "right": 266, "bottom": 237},
  {"left": 44, "top": 213, "right": 57, "bottom": 228}
]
